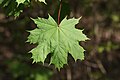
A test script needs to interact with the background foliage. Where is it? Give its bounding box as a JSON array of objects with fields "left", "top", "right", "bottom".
[{"left": 0, "top": 0, "right": 120, "bottom": 80}]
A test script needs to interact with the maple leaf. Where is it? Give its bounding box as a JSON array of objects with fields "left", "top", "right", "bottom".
[{"left": 27, "top": 14, "right": 89, "bottom": 69}]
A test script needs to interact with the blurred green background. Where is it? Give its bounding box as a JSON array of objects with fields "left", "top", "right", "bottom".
[{"left": 0, "top": 0, "right": 120, "bottom": 80}]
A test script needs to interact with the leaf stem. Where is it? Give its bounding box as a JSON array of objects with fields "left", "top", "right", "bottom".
[{"left": 58, "top": 1, "right": 62, "bottom": 25}]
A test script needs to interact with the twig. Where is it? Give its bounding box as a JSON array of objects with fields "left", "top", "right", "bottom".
[{"left": 58, "top": 1, "right": 62, "bottom": 25}]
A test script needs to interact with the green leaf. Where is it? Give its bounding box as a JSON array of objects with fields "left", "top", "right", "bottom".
[
  {"left": 0, "top": 0, "right": 3, "bottom": 4},
  {"left": 27, "top": 14, "right": 89, "bottom": 69},
  {"left": 38, "top": 0, "right": 46, "bottom": 4},
  {"left": 0, "top": 0, "right": 46, "bottom": 17},
  {"left": 16, "top": 0, "right": 26, "bottom": 5},
  {"left": 0, "top": 0, "right": 29, "bottom": 17}
]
